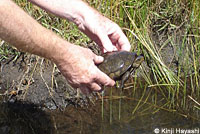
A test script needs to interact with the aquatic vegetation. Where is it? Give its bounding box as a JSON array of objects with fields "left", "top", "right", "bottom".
[{"left": 88, "top": 0, "right": 200, "bottom": 120}]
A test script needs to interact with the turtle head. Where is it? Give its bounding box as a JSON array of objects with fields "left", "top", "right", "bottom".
[{"left": 132, "top": 54, "right": 144, "bottom": 69}]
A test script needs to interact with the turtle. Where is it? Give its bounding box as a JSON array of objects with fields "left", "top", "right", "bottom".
[{"left": 98, "top": 51, "right": 144, "bottom": 89}]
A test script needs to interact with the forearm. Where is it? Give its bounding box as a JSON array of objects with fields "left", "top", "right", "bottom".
[
  {"left": 28, "top": 0, "right": 96, "bottom": 27},
  {"left": 0, "top": 0, "right": 71, "bottom": 62}
]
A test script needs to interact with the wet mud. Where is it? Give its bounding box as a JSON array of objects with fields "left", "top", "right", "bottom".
[{"left": 0, "top": 54, "right": 90, "bottom": 110}]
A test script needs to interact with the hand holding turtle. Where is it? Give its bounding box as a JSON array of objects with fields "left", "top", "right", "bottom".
[
  {"left": 75, "top": 3, "right": 131, "bottom": 53},
  {"left": 27, "top": 0, "right": 131, "bottom": 93},
  {"left": 54, "top": 44, "right": 115, "bottom": 94},
  {"left": 29, "top": 0, "right": 131, "bottom": 53}
]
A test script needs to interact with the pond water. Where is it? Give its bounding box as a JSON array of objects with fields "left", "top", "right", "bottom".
[{"left": 0, "top": 94, "right": 199, "bottom": 134}]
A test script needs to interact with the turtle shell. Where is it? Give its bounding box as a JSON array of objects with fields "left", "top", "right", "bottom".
[{"left": 98, "top": 51, "right": 137, "bottom": 80}]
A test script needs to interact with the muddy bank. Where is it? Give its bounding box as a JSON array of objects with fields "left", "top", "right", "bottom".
[{"left": 0, "top": 54, "right": 92, "bottom": 109}]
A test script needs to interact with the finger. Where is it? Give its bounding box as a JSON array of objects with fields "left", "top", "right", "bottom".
[
  {"left": 116, "top": 28, "right": 131, "bottom": 51},
  {"left": 93, "top": 55, "right": 104, "bottom": 64},
  {"left": 97, "top": 30, "right": 117, "bottom": 52},
  {"left": 108, "top": 23, "right": 131, "bottom": 51},
  {"left": 89, "top": 82, "right": 102, "bottom": 91},
  {"left": 119, "top": 39, "right": 131, "bottom": 51},
  {"left": 95, "top": 68, "right": 115, "bottom": 87},
  {"left": 103, "top": 48, "right": 107, "bottom": 53}
]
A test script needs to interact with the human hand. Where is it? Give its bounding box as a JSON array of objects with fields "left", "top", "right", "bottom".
[
  {"left": 76, "top": 6, "right": 131, "bottom": 53},
  {"left": 28, "top": 0, "right": 130, "bottom": 53},
  {"left": 54, "top": 44, "right": 115, "bottom": 94}
]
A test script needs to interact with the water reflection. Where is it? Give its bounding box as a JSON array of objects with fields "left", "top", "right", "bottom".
[
  {"left": 0, "top": 99, "right": 199, "bottom": 134},
  {"left": 0, "top": 101, "right": 54, "bottom": 134},
  {"left": 48, "top": 99, "right": 200, "bottom": 134}
]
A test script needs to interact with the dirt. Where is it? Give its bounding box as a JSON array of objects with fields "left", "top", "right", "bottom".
[{"left": 0, "top": 53, "right": 92, "bottom": 110}]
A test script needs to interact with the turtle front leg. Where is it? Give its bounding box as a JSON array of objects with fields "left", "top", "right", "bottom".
[{"left": 120, "top": 71, "right": 130, "bottom": 89}]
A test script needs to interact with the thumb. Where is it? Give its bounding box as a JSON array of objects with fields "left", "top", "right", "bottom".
[{"left": 93, "top": 55, "right": 104, "bottom": 64}]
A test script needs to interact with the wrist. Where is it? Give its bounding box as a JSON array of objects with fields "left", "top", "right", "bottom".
[
  {"left": 28, "top": 0, "right": 90, "bottom": 26},
  {"left": 49, "top": 39, "right": 73, "bottom": 65},
  {"left": 61, "top": 0, "right": 92, "bottom": 27}
]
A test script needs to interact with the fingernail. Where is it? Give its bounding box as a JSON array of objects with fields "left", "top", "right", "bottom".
[
  {"left": 103, "top": 49, "right": 107, "bottom": 53},
  {"left": 113, "top": 46, "right": 118, "bottom": 51},
  {"left": 97, "top": 56, "right": 104, "bottom": 62},
  {"left": 122, "top": 44, "right": 131, "bottom": 51},
  {"left": 112, "top": 80, "right": 115, "bottom": 86},
  {"left": 109, "top": 80, "right": 115, "bottom": 86},
  {"left": 105, "top": 45, "right": 114, "bottom": 52},
  {"left": 105, "top": 46, "right": 118, "bottom": 52}
]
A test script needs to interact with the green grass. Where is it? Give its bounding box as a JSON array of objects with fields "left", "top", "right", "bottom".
[
  {"left": 0, "top": 41, "right": 21, "bottom": 62},
  {"left": 1, "top": 0, "right": 200, "bottom": 120}
]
